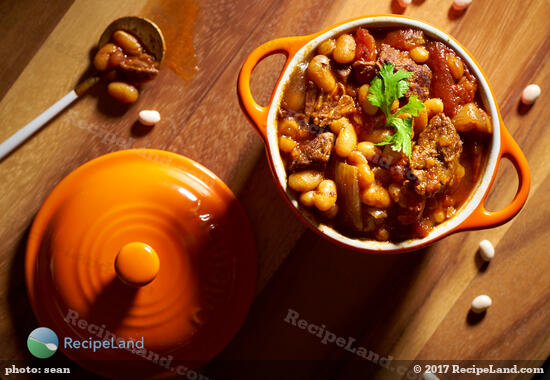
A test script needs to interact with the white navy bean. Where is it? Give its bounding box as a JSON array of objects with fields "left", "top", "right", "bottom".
[
  {"left": 471, "top": 295, "right": 492, "bottom": 313},
  {"left": 521, "top": 84, "right": 541, "bottom": 105},
  {"left": 453, "top": 0, "right": 472, "bottom": 10},
  {"left": 139, "top": 110, "right": 161, "bottom": 126},
  {"left": 479, "top": 240, "right": 495, "bottom": 261}
]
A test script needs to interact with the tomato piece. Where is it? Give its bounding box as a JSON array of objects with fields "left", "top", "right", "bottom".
[
  {"left": 426, "top": 41, "right": 460, "bottom": 116},
  {"left": 354, "top": 28, "right": 377, "bottom": 61},
  {"left": 383, "top": 28, "right": 425, "bottom": 51}
]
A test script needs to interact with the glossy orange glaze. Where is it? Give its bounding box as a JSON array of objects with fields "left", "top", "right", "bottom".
[
  {"left": 115, "top": 242, "right": 160, "bottom": 286},
  {"left": 26, "top": 150, "right": 257, "bottom": 378},
  {"left": 238, "top": 35, "right": 313, "bottom": 140}
]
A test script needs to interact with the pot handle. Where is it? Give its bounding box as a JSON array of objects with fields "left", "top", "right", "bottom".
[
  {"left": 238, "top": 35, "right": 313, "bottom": 141},
  {"left": 456, "top": 124, "right": 530, "bottom": 231}
]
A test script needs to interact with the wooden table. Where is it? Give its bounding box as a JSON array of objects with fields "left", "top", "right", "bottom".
[{"left": 1, "top": 0, "right": 549, "bottom": 379}]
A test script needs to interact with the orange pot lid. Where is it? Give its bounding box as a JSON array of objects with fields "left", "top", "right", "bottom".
[{"left": 25, "top": 149, "right": 257, "bottom": 379}]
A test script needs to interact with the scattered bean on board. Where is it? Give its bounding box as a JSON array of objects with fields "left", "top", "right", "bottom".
[
  {"left": 139, "top": 110, "right": 161, "bottom": 126},
  {"left": 471, "top": 295, "right": 492, "bottom": 313},
  {"left": 521, "top": 84, "right": 541, "bottom": 105},
  {"left": 452, "top": 0, "right": 472, "bottom": 10},
  {"left": 478, "top": 240, "right": 495, "bottom": 261}
]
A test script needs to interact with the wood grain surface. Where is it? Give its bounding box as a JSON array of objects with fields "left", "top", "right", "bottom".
[{"left": 0, "top": 0, "right": 549, "bottom": 379}]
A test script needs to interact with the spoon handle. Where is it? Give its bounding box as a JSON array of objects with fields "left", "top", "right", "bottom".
[{"left": 0, "top": 76, "right": 99, "bottom": 161}]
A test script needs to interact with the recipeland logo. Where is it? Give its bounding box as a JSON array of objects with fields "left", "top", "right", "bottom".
[
  {"left": 27, "top": 328, "right": 58, "bottom": 359},
  {"left": 27, "top": 323, "right": 145, "bottom": 360}
]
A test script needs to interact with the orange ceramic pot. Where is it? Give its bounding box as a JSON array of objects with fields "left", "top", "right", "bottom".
[
  {"left": 26, "top": 149, "right": 257, "bottom": 379},
  {"left": 238, "top": 15, "right": 530, "bottom": 253}
]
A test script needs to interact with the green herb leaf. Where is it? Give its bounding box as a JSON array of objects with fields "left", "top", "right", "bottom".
[
  {"left": 396, "top": 79, "right": 410, "bottom": 99},
  {"left": 367, "top": 63, "right": 425, "bottom": 158},
  {"left": 390, "top": 118, "right": 413, "bottom": 157},
  {"left": 394, "top": 95, "right": 424, "bottom": 118},
  {"left": 376, "top": 118, "right": 413, "bottom": 156},
  {"left": 367, "top": 77, "right": 383, "bottom": 109}
]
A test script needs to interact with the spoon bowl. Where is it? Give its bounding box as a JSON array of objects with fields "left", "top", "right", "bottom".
[{"left": 98, "top": 16, "right": 166, "bottom": 63}]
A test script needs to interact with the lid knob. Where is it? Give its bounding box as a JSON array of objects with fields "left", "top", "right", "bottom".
[{"left": 115, "top": 242, "right": 160, "bottom": 287}]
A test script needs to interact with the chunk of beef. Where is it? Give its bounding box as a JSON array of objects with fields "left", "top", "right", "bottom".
[
  {"left": 304, "top": 86, "right": 357, "bottom": 127},
  {"left": 410, "top": 113, "right": 463, "bottom": 196},
  {"left": 335, "top": 65, "right": 352, "bottom": 81},
  {"left": 304, "top": 82, "right": 318, "bottom": 116},
  {"left": 119, "top": 53, "right": 159, "bottom": 82},
  {"left": 288, "top": 132, "right": 335, "bottom": 172},
  {"left": 377, "top": 44, "right": 432, "bottom": 100},
  {"left": 333, "top": 95, "right": 356, "bottom": 117},
  {"left": 353, "top": 60, "right": 378, "bottom": 84}
]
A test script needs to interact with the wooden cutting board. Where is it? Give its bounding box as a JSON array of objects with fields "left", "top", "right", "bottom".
[{"left": 1, "top": 0, "right": 549, "bottom": 379}]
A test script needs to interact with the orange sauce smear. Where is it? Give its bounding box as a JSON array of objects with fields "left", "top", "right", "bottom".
[{"left": 142, "top": 0, "right": 199, "bottom": 80}]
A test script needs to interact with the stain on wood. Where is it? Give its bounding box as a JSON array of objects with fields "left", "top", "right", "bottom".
[{"left": 143, "top": 0, "right": 200, "bottom": 80}]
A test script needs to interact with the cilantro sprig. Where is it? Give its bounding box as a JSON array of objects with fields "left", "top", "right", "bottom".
[{"left": 367, "top": 63, "right": 425, "bottom": 158}]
